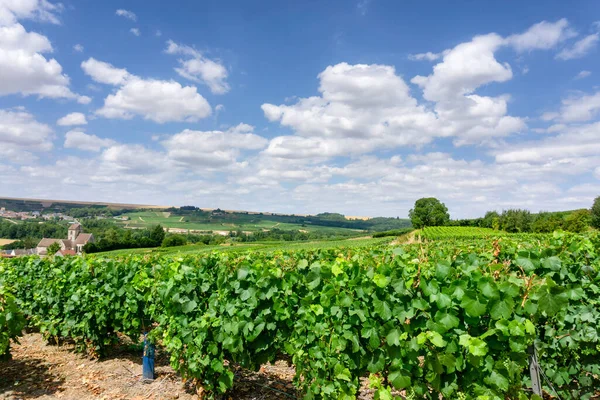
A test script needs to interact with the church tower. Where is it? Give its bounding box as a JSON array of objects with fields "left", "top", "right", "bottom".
[{"left": 68, "top": 223, "right": 81, "bottom": 242}]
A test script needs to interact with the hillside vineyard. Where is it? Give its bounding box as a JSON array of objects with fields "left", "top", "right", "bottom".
[{"left": 1, "top": 232, "right": 599, "bottom": 399}]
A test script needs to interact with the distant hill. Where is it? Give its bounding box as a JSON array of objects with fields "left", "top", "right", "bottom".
[
  {"left": 0, "top": 197, "right": 168, "bottom": 212},
  {"left": 0, "top": 197, "right": 411, "bottom": 232}
]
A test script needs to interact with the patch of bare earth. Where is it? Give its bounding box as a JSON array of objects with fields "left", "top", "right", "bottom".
[
  {"left": 391, "top": 230, "right": 420, "bottom": 245},
  {"left": 1, "top": 334, "right": 407, "bottom": 399}
]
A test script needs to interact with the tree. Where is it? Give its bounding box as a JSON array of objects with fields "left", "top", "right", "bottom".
[
  {"left": 592, "top": 196, "right": 600, "bottom": 229},
  {"left": 563, "top": 209, "right": 591, "bottom": 233},
  {"left": 532, "top": 212, "right": 564, "bottom": 233},
  {"left": 150, "top": 225, "right": 165, "bottom": 246},
  {"left": 162, "top": 234, "right": 187, "bottom": 247},
  {"left": 409, "top": 198, "right": 450, "bottom": 229},
  {"left": 482, "top": 211, "right": 500, "bottom": 229},
  {"left": 500, "top": 209, "right": 532, "bottom": 233},
  {"left": 47, "top": 242, "right": 60, "bottom": 256}
]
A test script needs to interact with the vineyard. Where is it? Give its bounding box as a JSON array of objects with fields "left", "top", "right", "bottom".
[
  {"left": 420, "top": 226, "right": 504, "bottom": 240},
  {"left": 1, "top": 232, "right": 599, "bottom": 399}
]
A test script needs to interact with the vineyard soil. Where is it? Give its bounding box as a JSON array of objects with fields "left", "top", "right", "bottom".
[{"left": 0, "top": 333, "right": 393, "bottom": 400}]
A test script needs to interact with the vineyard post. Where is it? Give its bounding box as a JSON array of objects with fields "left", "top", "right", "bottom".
[
  {"left": 142, "top": 333, "right": 155, "bottom": 380},
  {"left": 528, "top": 345, "right": 542, "bottom": 396}
]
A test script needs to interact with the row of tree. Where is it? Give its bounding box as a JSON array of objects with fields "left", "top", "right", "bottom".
[
  {"left": 0, "top": 220, "right": 67, "bottom": 241},
  {"left": 409, "top": 196, "right": 600, "bottom": 233},
  {"left": 83, "top": 225, "right": 166, "bottom": 253}
]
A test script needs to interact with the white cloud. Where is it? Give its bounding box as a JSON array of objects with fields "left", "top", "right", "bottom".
[
  {"left": 100, "top": 144, "right": 171, "bottom": 176},
  {"left": 412, "top": 34, "right": 511, "bottom": 101},
  {"left": 81, "top": 58, "right": 131, "bottom": 85},
  {"left": 506, "top": 18, "right": 577, "bottom": 52},
  {"left": 408, "top": 52, "right": 442, "bottom": 61},
  {"left": 64, "top": 130, "right": 115, "bottom": 152},
  {"left": 97, "top": 77, "right": 211, "bottom": 123},
  {"left": 495, "top": 122, "right": 600, "bottom": 163},
  {"left": 0, "top": 0, "right": 62, "bottom": 26},
  {"left": 0, "top": 22, "right": 87, "bottom": 102},
  {"left": 575, "top": 70, "right": 591, "bottom": 79},
  {"left": 155, "top": 30, "right": 162, "bottom": 37},
  {"left": 162, "top": 124, "right": 268, "bottom": 168},
  {"left": 410, "top": 33, "right": 525, "bottom": 144},
  {"left": 556, "top": 33, "right": 599, "bottom": 60},
  {"left": 73, "top": 43, "right": 84, "bottom": 52},
  {"left": 82, "top": 57, "right": 212, "bottom": 123},
  {"left": 557, "top": 91, "right": 600, "bottom": 122},
  {"left": 115, "top": 9, "right": 137, "bottom": 22},
  {"left": 0, "top": 108, "right": 53, "bottom": 152},
  {"left": 57, "top": 112, "right": 87, "bottom": 126},
  {"left": 595, "top": 167, "right": 600, "bottom": 179},
  {"left": 165, "top": 40, "right": 230, "bottom": 94},
  {"left": 130, "top": 28, "right": 140, "bottom": 37}
]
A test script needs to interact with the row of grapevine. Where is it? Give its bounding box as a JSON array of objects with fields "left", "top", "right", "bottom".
[
  {"left": 420, "top": 226, "right": 505, "bottom": 240},
  {"left": 0, "top": 284, "right": 26, "bottom": 359},
  {"left": 1, "top": 232, "right": 599, "bottom": 399}
]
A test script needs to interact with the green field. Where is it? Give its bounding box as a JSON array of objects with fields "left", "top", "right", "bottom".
[
  {"left": 120, "top": 211, "right": 364, "bottom": 234},
  {"left": 97, "top": 236, "right": 391, "bottom": 256}
]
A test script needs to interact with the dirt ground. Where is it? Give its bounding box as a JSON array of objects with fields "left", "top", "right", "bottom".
[{"left": 0, "top": 334, "right": 382, "bottom": 400}]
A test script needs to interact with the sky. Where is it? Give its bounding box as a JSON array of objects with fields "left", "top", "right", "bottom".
[{"left": 1, "top": 0, "right": 600, "bottom": 218}]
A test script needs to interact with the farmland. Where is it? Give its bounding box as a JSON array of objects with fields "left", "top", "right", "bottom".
[
  {"left": 120, "top": 210, "right": 367, "bottom": 235},
  {"left": 97, "top": 236, "right": 392, "bottom": 257},
  {"left": 1, "top": 229, "right": 599, "bottom": 399}
]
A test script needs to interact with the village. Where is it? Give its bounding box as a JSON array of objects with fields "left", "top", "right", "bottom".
[{"left": 0, "top": 208, "right": 95, "bottom": 258}]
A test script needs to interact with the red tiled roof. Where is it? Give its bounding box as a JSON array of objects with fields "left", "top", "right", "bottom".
[
  {"left": 58, "top": 250, "right": 77, "bottom": 256},
  {"left": 69, "top": 223, "right": 81, "bottom": 230}
]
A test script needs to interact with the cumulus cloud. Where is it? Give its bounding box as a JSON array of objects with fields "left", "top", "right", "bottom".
[
  {"left": 262, "top": 62, "right": 442, "bottom": 158},
  {"left": 115, "top": 9, "right": 137, "bottom": 22},
  {"left": 165, "top": 40, "right": 230, "bottom": 94},
  {"left": 0, "top": 108, "right": 53, "bottom": 152},
  {"left": 82, "top": 57, "right": 212, "bottom": 123},
  {"left": 81, "top": 58, "right": 131, "bottom": 85},
  {"left": 0, "top": 21, "right": 87, "bottom": 102},
  {"left": 130, "top": 28, "right": 140, "bottom": 37},
  {"left": 73, "top": 43, "right": 84, "bottom": 52},
  {"left": 546, "top": 91, "right": 600, "bottom": 122},
  {"left": 556, "top": 33, "right": 599, "bottom": 60},
  {"left": 264, "top": 20, "right": 584, "bottom": 160},
  {"left": 57, "top": 112, "right": 87, "bottom": 126},
  {"left": 97, "top": 78, "right": 211, "bottom": 123},
  {"left": 0, "top": 0, "right": 63, "bottom": 25},
  {"left": 162, "top": 124, "right": 268, "bottom": 167},
  {"left": 64, "top": 130, "right": 115, "bottom": 152}
]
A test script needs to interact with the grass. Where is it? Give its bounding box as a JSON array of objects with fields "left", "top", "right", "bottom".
[{"left": 96, "top": 236, "right": 393, "bottom": 257}]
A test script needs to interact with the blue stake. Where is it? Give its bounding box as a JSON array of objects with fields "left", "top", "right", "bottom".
[{"left": 142, "top": 333, "right": 155, "bottom": 380}]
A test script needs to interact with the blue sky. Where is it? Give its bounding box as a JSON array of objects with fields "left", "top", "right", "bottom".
[{"left": 1, "top": 0, "right": 599, "bottom": 218}]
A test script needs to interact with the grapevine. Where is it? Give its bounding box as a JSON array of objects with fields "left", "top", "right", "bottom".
[{"left": 0, "top": 232, "right": 598, "bottom": 399}]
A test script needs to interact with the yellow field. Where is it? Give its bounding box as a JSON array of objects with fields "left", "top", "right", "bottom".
[{"left": 0, "top": 239, "right": 16, "bottom": 246}]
